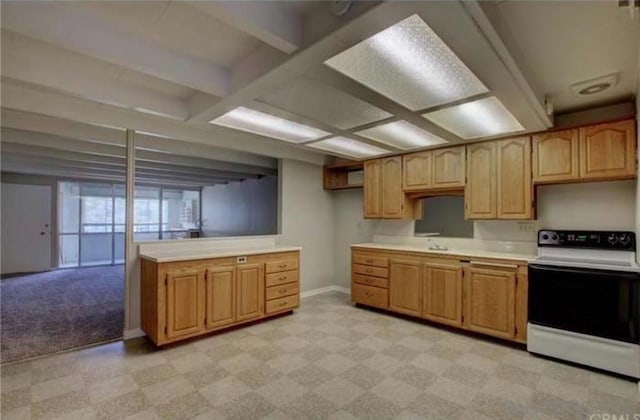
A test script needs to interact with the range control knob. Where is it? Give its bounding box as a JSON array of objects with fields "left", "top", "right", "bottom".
[
  {"left": 608, "top": 234, "right": 618, "bottom": 245},
  {"left": 542, "top": 233, "right": 549, "bottom": 241},
  {"left": 619, "top": 234, "right": 631, "bottom": 246}
]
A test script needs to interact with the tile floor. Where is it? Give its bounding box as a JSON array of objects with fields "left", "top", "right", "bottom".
[{"left": 1, "top": 292, "right": 639, "bottom": 420}]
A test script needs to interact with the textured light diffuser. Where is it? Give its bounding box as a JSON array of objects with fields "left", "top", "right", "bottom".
[
  {"left": 325, "top": 14, "right": 488, "bottom": 111},
  {"left": 210, "top": 107, "right": 330, "bottom": 143},
  {"left": 357, "top": 120, "right": 447, "bottom": 150},
  {"left": 423, "top": 97, "right": 524, "bottom": 139},
  {"left": 307, "top": 136, "right": 390, "bottom": 159}
]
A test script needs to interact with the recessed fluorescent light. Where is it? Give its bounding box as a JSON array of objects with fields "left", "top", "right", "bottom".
[
  {"left": 324, "top": 14, "right": 488, "bottom": 111},
  {"left": 306, "top": 136, "right": 390, "bottom": 159},
  {"left": 357, "top": 120, "right": 447, "bottom": 150},
  {"left": 210, "top": 107, "right": 330, "bottom": 143},
  {"left": 423, "top": 97, "right": 524, "bottom": 139}
]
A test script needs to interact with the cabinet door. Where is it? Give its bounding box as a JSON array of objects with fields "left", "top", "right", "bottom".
[
  {"left": 381, "top": 156, "right": 404, "bottom": 218},
  {"left": 166, "top": 270, "right": 205, "bottom": 339},
  {"left": 403, "top": 151, "right": 432, "bottom": 191},
  {"left": 532, "top": 129, "right": 579, "bottom": 183},
  {"left": 423, "top": 262, "right": 463, "bottom": 327},
  {"left": 497, "top": 137, "right": 532, "bottom": 219},
  {"left": 236, "top": 264, "right": 264, "bottom": 322},
  {"left": 579, "top": 120, "right": 636, "bottom": 180},
  {"left": 432, "top": 146, "right": 466, "bottom": 189},
  {"left": 363, "top": 159, "right": 382, "bottom": 218},
  {"left": 389, "top": 259, "right": 422, "bottom": 317},
  {"left": 463, "top": 266, "right": 516, "bottom": 340},
  {"left": 206, "top": 266, "right": 235, "bottom": 329},
  {"left": 465, "top": 142, "right": 497, "bottom": 219}
]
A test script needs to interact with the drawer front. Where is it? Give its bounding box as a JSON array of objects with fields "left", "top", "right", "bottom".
[
  {"left": 353, "top": 264, "right": 389, "bottom": 278},
  {"left": 353, "top": 274, "right": 388, "bottom": 289},
  {"left": 266, "top": 270, "right": 299, "bottom": 287},
  {"left": 352, "top": 254, "right": 389, "bottom": 268},
  {"left": 352, "top": 283, "right": 388, "bottom": 309},
  {"left": 266, "top": 294, "right": 299, "bottom": 314},
  {"left": 266, "top": 282, "right": 299, "bottom": 300},
  {"left": 265, "top": 259, "right": 299, "bottom": 274}
]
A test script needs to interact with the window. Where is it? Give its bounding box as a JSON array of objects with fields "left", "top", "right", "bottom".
[{"left": 133, "top": 186, "right": 201, "bottom": 241}]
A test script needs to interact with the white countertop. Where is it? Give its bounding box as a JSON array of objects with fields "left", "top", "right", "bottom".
[
  {"left": 351, "top": 243, "right": 535, "bottom": 262},
  {"left": 140, "top": 246, "right": 302, "bottom": 263}
]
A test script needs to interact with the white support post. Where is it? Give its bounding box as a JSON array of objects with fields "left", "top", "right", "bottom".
[{"left": 124, "top": 129, "right": 136, "bottom": 335}]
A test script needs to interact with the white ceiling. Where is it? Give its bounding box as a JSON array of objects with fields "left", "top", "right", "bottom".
[{"left": 0, "top": 0, "right": 638, "bottom": 166}]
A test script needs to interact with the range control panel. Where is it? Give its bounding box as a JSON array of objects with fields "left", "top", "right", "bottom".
[{"left": 538, "top": 230, "right": 636, "bottom": 251}]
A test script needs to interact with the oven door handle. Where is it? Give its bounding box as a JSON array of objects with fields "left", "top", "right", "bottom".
[{"left": 469, "top": 261, "right": 519, "bottom": 270}]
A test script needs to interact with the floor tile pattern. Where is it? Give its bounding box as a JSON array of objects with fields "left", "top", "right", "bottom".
[{"left": 2, "top": 292, "right": 639, "bottom": 419}]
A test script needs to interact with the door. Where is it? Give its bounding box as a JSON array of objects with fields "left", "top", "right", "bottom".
[
  {"left": 206, "top": 266, "right": 236, "bottom": 329},
  {"left": 529, "top": 264, "right": 639, "bottom": 344},
  {"left": 432, "top": 146, "right": 466, "bottom": 189},
  {"left": 381, "top": 156, "right": 404, "bottom": 218},
  {"left": 236, "top": 264, "right": 264, "bottom": 321},
  {"left": 465, "top": 142, "right": 497, "bottom": 219},
  {"left": 363, "top": 159, "right": 382, "bottom": 218},
  {"left": 464, "top": 266, "right": 516, "bottom": 339},
  {"left": 1, "top": 183, "right": 52, "bottom": 274},
  {"left": 423, "top": 262, "right": 463, "bottom": 327},
  {"left": 497, "top": 137, "right": 532, "bottom": 219},
  {"left": 579, "top": 120, "right": 636, "bottom": 180},
  {"left": 389, "top": 259, "right": 422, "bottom": 317},
  {"left": 166, "top": 269, "right": 205, "bottom": 339},
  {"left": 403, "top": 151, "right": 432, "bottom": 191},
  {"left": 532, "top": 129, "right": 579, "bottom": 183}
]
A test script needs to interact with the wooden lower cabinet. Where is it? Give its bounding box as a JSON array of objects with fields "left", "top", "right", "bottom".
[
  {"left": 351, "top": 248, "right": 528, "bottom": 343},
  {"left": 389, "top": 260, "right": 422, "bottom": 317},
  {"left": 463, "top": 266, "right": 516, "bottom": 340},
  {"left": 423, "top": 262, "right": 463, "bottom": 327},
  {"left": 141, "top": 251, "right": 300, "bottom": 345}
]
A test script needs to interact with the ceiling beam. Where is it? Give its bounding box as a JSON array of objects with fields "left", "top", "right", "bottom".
[
  {"left": 1, "top": 1, "right": 230, "bottom": 96},
  {"left": 187, "top": 1, "right": 302, "bottom": 54},
  {"left": 2, "top": 31, "right": 189, "bottom": 120}
]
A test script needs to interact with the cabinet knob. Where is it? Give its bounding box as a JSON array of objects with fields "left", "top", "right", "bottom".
[
  {"left": 279, "top": 302, "right": 287, "bottom": 307},
  {"left": 279, "top": 276, "right": 286, "bottom": 281},
  {"left": 279, "top": 264, "right": 287, "bottom": 268},
  {"left": 366, "top": 259, "right": 373, "bottom": 263},
  {"left": 365, "top": 279, "right": 373, "bottom": 283},
  {"left": 365, "top": 292, "right": 373, "bottom": 297},
  {"left": 279, "top": 288, "right": 287, "bottom": 294},
  {"left": 365, "top": 269, "right": 373, "bottom": 273}
]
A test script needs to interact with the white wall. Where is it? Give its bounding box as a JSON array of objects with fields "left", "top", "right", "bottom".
[
  {"left": 201, "top": 175, "right": 278, "bottom": 236},
  {"left": 277, "top": 159, "right": 336, "bottom": 292}
]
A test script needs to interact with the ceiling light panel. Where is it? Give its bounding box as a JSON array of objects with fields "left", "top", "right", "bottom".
[
  {"left": 357, "top": 120, "right": 447, "bottom": 150},
  {"left": 259, "top": 78, "right": 392, "bottom": 130},
  {"left": 423, "top": 97, "right": 524, "bottom": 139},
  {"left": 210, "top": 107, "right": 330, "bottom": 143},
  {"left": 324, "top": 14, "right": 488, "bottom": 111},
  {"left": 307, "top": 136, "right": 390, "bottom": 159}
]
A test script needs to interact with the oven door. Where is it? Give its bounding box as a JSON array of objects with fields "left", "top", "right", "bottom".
[{"left": 528, "top": 264, "right": 639, "bottom": 344}]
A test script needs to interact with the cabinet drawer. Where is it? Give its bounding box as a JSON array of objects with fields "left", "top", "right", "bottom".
[
  {"left": 353, "top": 274, "right": 388, "bottom": 289},
  {"left": 266, "top": 294, "right": 299, "bottom": 314},
  {"left": 266, "top": 270, "right": 299, "bottom": 287},
  {"left": 353, "top": 264, "right": 389, "bottom": 278},
  {"left": 266, "top": 282, "right": 299, "bottom": 300},
  {"left": 352, "top": 254, "right": 389, "bottom": 268},
  {"left": 265, "top": 259, "right": 299, "bottom": 274},
  {"left": 352, "top": 283, "right": 388, "bottom": 309}
]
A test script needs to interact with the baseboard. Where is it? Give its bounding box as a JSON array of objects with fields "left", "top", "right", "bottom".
[
  {"left": 123, "top": 328, "right": 146, "bottom": 340},
  {"left": 301, "top": 285, "right": 350, "bottom": 299}
]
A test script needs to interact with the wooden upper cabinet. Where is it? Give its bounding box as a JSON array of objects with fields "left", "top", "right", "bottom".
[
  {"left": 236, "top": 264, "right": 264, "bottom": 322},
  {"left": 381, "top": 156, "right": 404, "bottom": 218},
  {"left": 403, "top": 151, "right": 432, "bottom": 191},
  {"left": 463, "top": 266, "right": 516, "bottom": 340},
  {"left": 532, "top": 129, "right": 579, "bottom": 183},
  {"left": 579, "top": 120, "right": 636, "bottom": 180},
  {"left": 497, "top": 137, "right": 532, "bottom": 219},
  {"left": 423, "top": 262, "right": 463, "bottom": 327},
  {"left": 363, "top": 159, "right": 382, "bottom": 218},
  {"left": 389, "top": 259, "right": 422, "bottom": 317},
  {"left": 166, "top": 269, "right": 205, "bottom": 339},
  {"left": 206, "top": 266, "right": 235, "bottom": 329},
  {"left": 465, "top": 142, "right": 497, "bottom": 219},
  {"left": 432, "top": 146, "right": 466, "bottom": 189}
]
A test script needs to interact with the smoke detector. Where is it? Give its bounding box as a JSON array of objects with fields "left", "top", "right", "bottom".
[
  {"left": 571, "top": 73, "right": 619, "bottom": 96},
  {"left": 331, "top": 0, "right": 354, "bottom": 16}
]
